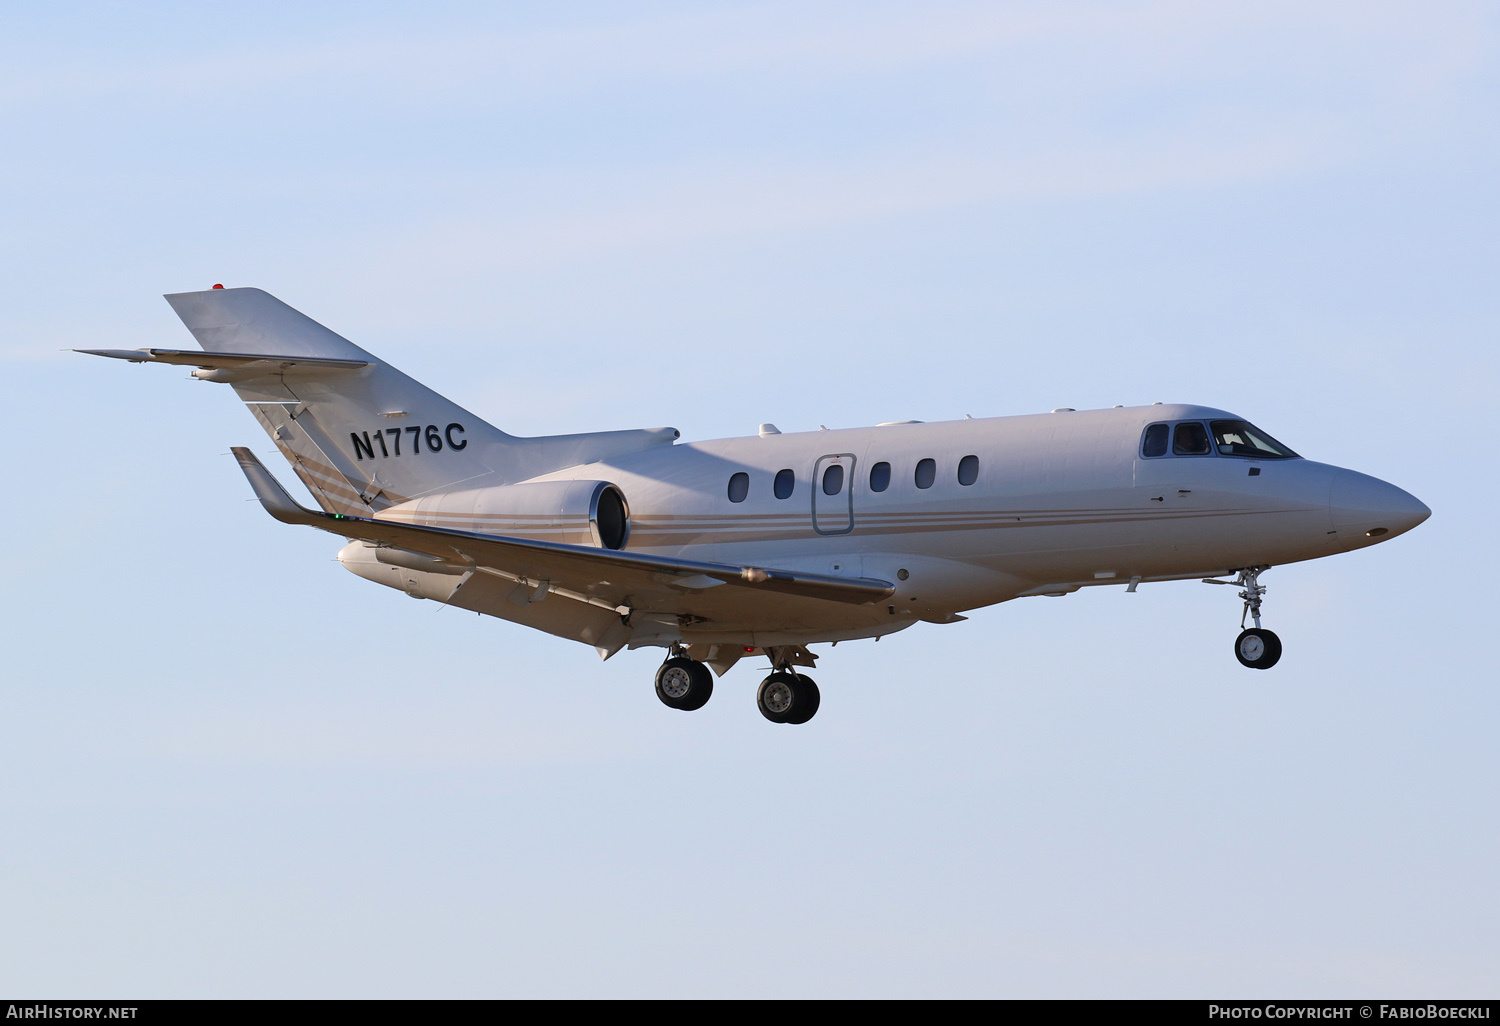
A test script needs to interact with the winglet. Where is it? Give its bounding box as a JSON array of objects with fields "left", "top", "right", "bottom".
[{"left": 230, "top": 446, "right": 327, "bottom": 527}]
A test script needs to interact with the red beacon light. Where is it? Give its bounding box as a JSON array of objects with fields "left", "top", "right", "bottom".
[{"left": 211, "top": 283, "right": 224, "bottom": 289}]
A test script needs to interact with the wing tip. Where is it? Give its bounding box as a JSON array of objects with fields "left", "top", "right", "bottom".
[{"left": 230, "top": 446, "right": 323, "bottom": 526}]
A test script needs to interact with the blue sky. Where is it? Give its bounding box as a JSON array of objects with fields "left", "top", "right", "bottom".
[{"left": 2, "top": 1, "right": 1497, "bottom": 996}]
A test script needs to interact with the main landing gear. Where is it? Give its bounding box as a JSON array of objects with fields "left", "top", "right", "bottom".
[
  {"left": 757, "top": 670, "right": 820, "bottom": 725},
  {"left": 652, "top": 647, "right": 821, "bottom": 723},
  {"left": 655, "top": 653, "right": 713, "bottom": 711},
  {"left": 1206, "top": 566, "right": 1282, "bottom": 670}
]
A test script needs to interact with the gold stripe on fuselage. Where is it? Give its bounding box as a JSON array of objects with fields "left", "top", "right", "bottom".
[
  {"left": 625, "top": 506, "right": 1299, "bottom": 547},
  {"left": 366, "top": 504, "right": 1298, "bottom": 547}
]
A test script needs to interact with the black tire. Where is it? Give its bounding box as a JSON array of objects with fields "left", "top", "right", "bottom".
[
  {"left": 1234, "top": 628, "right": 1282, "bottom": 670},
  {"left": 656, "top": 657, "right": 713, "bottom": 710},
  {"left": 786, "top": 674, "right": 821, "bottom": 724},
  {"left": 757, "top": 671, "right": 800, "bottom": 723}
]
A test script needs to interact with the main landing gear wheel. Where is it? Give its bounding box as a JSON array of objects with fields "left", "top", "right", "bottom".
[
  {"left": 1235, "top": 628, "right": 1282, "bottom": 670},
  {"left": 757, "top": 671, "right": 820, "bottom": 724},
  {"left": 788, "top": 674, "right": 820, "bottom": 724},
  {"left": 655, "top": 657, "right": 713, "bottom": 711}
]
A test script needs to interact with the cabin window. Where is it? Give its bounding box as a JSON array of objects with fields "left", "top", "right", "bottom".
[
  {"left": 727, "top": 472, "right": 749, "bottom": 503},
  {"left": 869, "top": 461, "right": 891, "bottom": 492},
  {"left": 822, "top": 464, "right": 844, "bottom": 495},
  {"left": 915, "top": 458, "right": 936, "bottom": 489},
  {"left": 957, "top": 454, "right": 979, "bottom": 486},
  {"left": 774, "top": 468, "right": 795, "bottom": 499},
  {"left": 1210, "top": 420, "right": 1297, "bottom": 459},
  {"left": 1172, "top": 422, "right": 1212, "bottom": 456},
  {"left": 1141, "top": 423, "right": 1169, "bottom": 458}
]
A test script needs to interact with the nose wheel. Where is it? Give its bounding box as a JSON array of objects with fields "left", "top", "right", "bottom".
[
  {"left": 1206, "top": 566, "right": 1282, "bottom": 670},
  {"left": 757, "top": 670, "right": 821, "bottom": 724},
  {"left": 1234, "top": 628, "right": 1282, "bottom": 669}
]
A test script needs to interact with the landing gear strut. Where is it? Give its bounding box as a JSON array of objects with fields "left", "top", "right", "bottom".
[
  {"left": 655, "top": 649, "right": 713, "bottom": 710},
  {"left": 757, "top": 669, "right": 820, "bottom": 724},
  {"left": 1207, "top": 566, "right": 1282, "bottom": 670}
]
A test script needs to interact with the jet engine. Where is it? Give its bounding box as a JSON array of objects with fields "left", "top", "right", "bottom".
[{"left": 373, "top": 479, "right": 631, "bottom": 550}]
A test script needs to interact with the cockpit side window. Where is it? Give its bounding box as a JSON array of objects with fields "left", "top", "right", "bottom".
[
  {"left": 1141, "top": 423, "right": 1169, "bottom": 458},
  {"left": 1210, "top": 420, "right": 1297, "bottom": 459},
  {"left": 1172, "top": 422, "right": 1212, "bottom": 456}
]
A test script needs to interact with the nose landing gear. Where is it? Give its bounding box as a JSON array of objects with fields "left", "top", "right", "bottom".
[{"left": 1206, "top": 566, "right": 1282, "bottom": 670}]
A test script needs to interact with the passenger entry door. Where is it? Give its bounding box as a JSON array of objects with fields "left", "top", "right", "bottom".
[{"left": 812, "top": 453, "right": 856, "bottom": 535}]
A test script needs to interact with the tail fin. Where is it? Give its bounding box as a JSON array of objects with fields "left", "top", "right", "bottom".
[
  {"left": 165, "top": 287, "right": 511, "bottom": 514},
  {"left": 162, "top": 288, "right": 676, "bottom": 514},
  {"left": 165, "top": 287, "right": 372, "bottom": 362}
]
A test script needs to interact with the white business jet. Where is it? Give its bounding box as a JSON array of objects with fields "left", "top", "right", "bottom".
[{"left": 80, "top": 287, "right": 1430, "bottom": 724}]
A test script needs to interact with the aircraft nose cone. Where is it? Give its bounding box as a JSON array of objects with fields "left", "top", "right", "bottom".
[{"left": 1330, "top": 470, "right": 1430, "bottom": 539}]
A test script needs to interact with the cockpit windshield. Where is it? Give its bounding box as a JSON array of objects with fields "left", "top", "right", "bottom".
[{"left": 1209, "top": 420, "right": 1297, "bottom": 459}]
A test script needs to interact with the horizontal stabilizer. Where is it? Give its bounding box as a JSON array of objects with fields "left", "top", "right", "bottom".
[
  {"left": 229, "top": 448, "right": 894, "bottom": 608},
  {"left": 75, "top": 348, "right": 367, "bottom": 371}
]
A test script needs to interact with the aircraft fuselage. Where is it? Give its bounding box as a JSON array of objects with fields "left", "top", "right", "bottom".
[{"left": 353, "top": 402, "right": 1427, "bottom": 650}]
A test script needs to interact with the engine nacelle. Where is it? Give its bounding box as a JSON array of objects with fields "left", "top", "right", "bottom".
[{"left": 374, "top": 479, "right": 630, "bottom": 549}]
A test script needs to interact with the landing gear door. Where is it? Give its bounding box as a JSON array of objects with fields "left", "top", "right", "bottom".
[{"left": 812, "top": 453, "right": 856, "bottom": 535}]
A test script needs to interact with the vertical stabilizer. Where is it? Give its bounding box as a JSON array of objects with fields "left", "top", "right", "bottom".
[
  {"left": 165, "top": 288, "right": 509, "bottom": 511},
  {"left": 160, "top": 287, "right": 679, "bottom": 513},
  {"left": 165, "top": 287, "right": 370, "bottom": 361}
]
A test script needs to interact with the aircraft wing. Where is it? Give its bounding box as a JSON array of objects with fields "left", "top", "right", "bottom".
[
  {"left": 230, "top": 447, "right": 894, "bottom": 611},
  {"left": 75, "top": 348, "right": 367, "bottom": 371}
]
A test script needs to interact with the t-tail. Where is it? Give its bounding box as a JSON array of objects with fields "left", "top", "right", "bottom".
[{"left": 79, "top": 287, "right": 678, "bottom": 514}]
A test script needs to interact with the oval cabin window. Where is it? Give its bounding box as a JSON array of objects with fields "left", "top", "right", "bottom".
[
  {"left": 915, "top": 458, "right": 936, "bottom": 489},
  {"left": 958, "top": 454, "right": 979, "bottom": 486},
  {"left": 822, "top": 464, "right": 844, "bottom": 496},
  {"left": 869, "top": 461, "right": 891, "bottom": 492},
  {"left": 727, "top": 472, "right": 749, "bottom": 503},
  {"left": 774, "top": 468, "right": 795, "bottom": 499}
]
